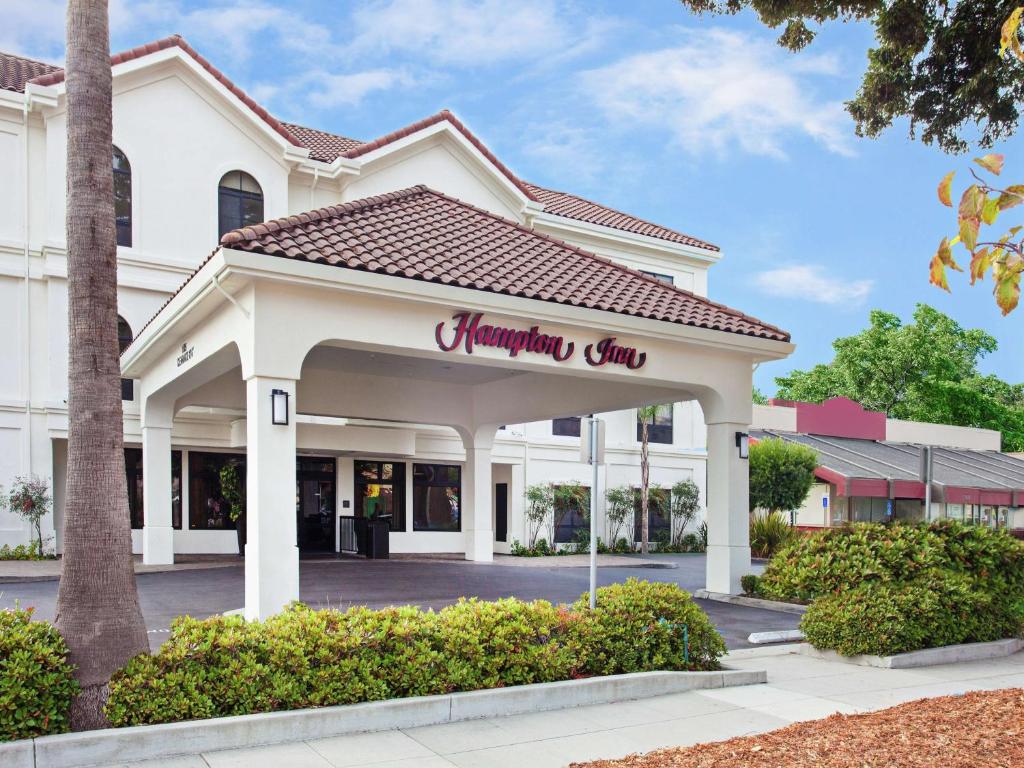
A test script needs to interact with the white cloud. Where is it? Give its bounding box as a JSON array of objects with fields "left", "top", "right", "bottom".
[
  {"left": 752, "top": 264, "right": 873, "bottom": 306},
  {"left": 304, "top": 69, "right": 415, "bottom": 109},
  {"left": 345, "top": 0, "right": 608, "bottom": 66},
  {"left": 0, "top": 0, "right": 65, "bottom": 60},
  {"left": 579, "top": 28, "right": 854, "bottom": 158}
]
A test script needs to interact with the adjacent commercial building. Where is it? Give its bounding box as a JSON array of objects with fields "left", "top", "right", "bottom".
[
  {"left": 0, "top": 36, "right": 794, "bottom": 615},
  {"left": 752, "top": 397, "right": 1024, "bottom": 532}
]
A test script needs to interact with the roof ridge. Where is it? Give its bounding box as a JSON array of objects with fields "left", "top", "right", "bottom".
[
  {"left": 219, "top": 185, "right": 430, "bottom": 246},
  {"left": 0, "top": 50, "right": 61, "bottom": 68},
  {"left": 415, "top": 186, "right": 786, "bottom": 337},
  {"left": 339, "top": 109, "right": 538, "bottom": 203},
  {"left": 26, "top": 34, "right": 303, "bottom": 149}
]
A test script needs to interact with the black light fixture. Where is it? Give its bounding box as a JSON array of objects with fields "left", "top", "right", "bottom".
[
  {"left": 271, "top": 389, "right": 289, "bottom": 425},
  {"left": 735, "top": 431, "right": 749, "bottom": 459}
]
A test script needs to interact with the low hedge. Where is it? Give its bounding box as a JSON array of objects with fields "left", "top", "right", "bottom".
[
  {"left": 1, "top": 608, "right": 78, "bottom": 742},
  {"left": 759, "top": 520, "right": 1024, "bottom": 603},
  {"left": 105, "top": 579, "right": 723, "bottom": 727},
  {"left": 801, "top": 572, "right": 1024, "bottom": 656}
]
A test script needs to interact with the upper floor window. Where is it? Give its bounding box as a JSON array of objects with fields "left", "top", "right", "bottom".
[
  {"left": 118, "top": 315, "right": 133, "bottom": 400},
  {"left": 637, "top": 404, "right": 673, "bottom": 444},
  {"left": 552, "top": 417, "right": 581, "bottom": 438},
  {"left": 218, "top": 171, "right": 264, "bottom": 238},
  {"left": 112, "top": 146, "right": 132, "bottom": 247},
  {"left": 641, "top": 270, "right": 674, "bottom": 285}
]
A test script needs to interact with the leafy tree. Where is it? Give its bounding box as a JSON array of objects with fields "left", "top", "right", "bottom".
[
  {"left": 774, "top": 304, "right": 1024, "bottom": 449},
  {"left": 752, "top": 387, "right": 769, "bottom": 405},
  {"left": 749, "top": 438, "right": 819, "bottom": 515},
  {"left": 604, "top": 485, "right": 634, "bottom": 546},
  {"left": 668, "top": 479, "right": 701, "bottom": 548},
  {"left": 524, "top": 483, "right": 554, "bottom": 549},
  {"left": 677, "top": 0, "right": 1024, "bottom": 153},
  {"left": 54, "top": 0, "right": 148, "bottom": 730},
  {"left": 776, "top": 304, "right": 996, "bottom": 415},
  {"left": 1, "top": 476, "right": 51, "bottom": 554}
]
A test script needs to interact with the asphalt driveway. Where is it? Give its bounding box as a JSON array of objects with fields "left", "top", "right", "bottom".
[{"left": 0, "top": 554, "right": 798, "bottom": 650}]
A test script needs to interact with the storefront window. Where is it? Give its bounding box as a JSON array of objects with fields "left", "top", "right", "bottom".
[
  {"left": 124, "top": 448, "right": 182, "bottom": 530},
  {"left": 355, "top": 461, "right": 406, "bottom": 532},
  {"left": 553, "top": 484, "right": 590, "bottom": 543},
  {"left": 830, "top": 496, "right": 848, "bottom": 525},
  {"left": 892, "top": 499, "right": 925, "bottom": 523},
  {"left": 188, "top": 452, "right": 244, "bottom": 530},
  {"left": 413, "top": 463, "right": 460, "bottom": 532},
  {"left": 946, "top": 502, "right": 964, "bottom": 522},
  {"left": 634, "top": 487, "right": 670, "bottom": 542}
]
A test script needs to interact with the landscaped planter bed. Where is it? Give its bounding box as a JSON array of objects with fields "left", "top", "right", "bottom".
[{"left": 572, "top": 687, "right": 1024, "bottom": 767}]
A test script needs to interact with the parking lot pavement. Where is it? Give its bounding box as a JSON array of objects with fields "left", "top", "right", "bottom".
[{"left": 0, "top": 554, "right": 798, "bottom": 651}]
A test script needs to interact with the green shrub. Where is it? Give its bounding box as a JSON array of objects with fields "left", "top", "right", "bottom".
[
  {"left": 801, "top": 573, "right": 1024, "bottom": 656},
  {"left": 0, "top": 608, "right": 78, "bottom": 741},
  {"left": 571, "top": 579, "right": 725, "bottom": 675},
  {"left": 758, "top": 520, "right": 1024, "bottom": 603},
  {"left": 740, "top": 574, "right": 761, "bottom": 596},
  {"left": 749, "top": 511, "right": 796, "bottom": 559},
  {"left": 0, "top": 541, "right": 54, "bottom": 561},
  {"left": 106, "top": 584, "right": 723, "bottom": 727}
]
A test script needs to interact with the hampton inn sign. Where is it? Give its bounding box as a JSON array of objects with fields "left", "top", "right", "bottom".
[{"left": 435, "top": 312, "right": 648, "bottom": 370}]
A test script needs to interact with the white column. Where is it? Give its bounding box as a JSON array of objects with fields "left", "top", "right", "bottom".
[
  {"left": 141, "top": 402, "right": 174, "bottom": 565},
  {"left": 705, "top": 420, "right": 751, "bottom": 594},
  {"left": 462, "top": 427, "right": 496, "bottom": 562},
  {"left": 244, "top": 375, "right": 298, "bottom": 620}
]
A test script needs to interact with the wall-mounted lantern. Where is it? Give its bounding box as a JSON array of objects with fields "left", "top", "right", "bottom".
[
  {"left": 735, "top": 431, "right": 749, "bottom": 459},
  {"left": 271, "top": 389, "right": 290, "bottom": 425}
]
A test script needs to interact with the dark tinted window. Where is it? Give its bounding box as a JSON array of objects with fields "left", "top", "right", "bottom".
[
  {"left": 634, "top": 486, "right": 670, "bottom": 542},
  {"left": 218, "top": 171, "right": 264, "bottom": 238},
  {"left": 413, "top": 463, "right": 460, "bottom": 532},
  {"left": 638, "top": 404, "right": 673, "bottom": 444},
  {"left": 552, "top": 417, "right": 581, "bottom": 437},
  {"left": 355, "top": 460, "right": 406, "bottom": 532},
  {"left": 553, "top": 485, "right": 590, "bottom": 544},
  {"left": 188, "top": 452, "right": 244, "bottom": 530},
  {"left": 118, "top": 316, "right": 133, "bottom": 400},
  {"left": 124, "top": 447, "right": 182, "bottom": 529},
  {"left": 113, "top": 146, "right": 132, "bottom": 247}
]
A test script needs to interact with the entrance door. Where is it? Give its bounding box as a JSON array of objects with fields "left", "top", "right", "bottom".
[
  {"left": 495, "top": 482, "right": 508, "bottom": 542},
  {"left": 296, "top": 457, "right": 337, "bottom": 553}
]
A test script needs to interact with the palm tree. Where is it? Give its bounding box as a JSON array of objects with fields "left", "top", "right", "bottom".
[
  {"left": 55, "top": 0, "right": 148, "bottom": 730},
  {"left": 637, "top": 405, "right": 658, "bottom": 555}
]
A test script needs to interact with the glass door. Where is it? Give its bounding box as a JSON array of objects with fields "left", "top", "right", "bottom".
[{"left": 296, "top": 457, "right": 336, "bottom": 553}]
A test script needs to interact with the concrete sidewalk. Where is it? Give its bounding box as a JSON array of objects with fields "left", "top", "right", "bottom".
[
  {"left": 0, "top": 554, "right": 241, "bottom": 582},
  {"left": 97, "top": 644, "right": 1024, "bottom": 768}
]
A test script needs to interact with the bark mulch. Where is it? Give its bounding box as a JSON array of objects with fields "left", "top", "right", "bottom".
[{"left": 571, "top": 688, "right": 1024, "bottom": 768}]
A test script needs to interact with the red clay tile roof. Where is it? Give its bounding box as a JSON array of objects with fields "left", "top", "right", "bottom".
[
  {"left": 281, "top": 122, "right": 363, "bottom": 162},
  {"left": 219, "top": 185, "right": 787, "bottom": 342},
  {"left": 18, "top": 35, "right": 303, "bottom": 149},
  {"left": 525, "top": 184, "right": 719, "bottom": 252},
  {"left": 0, "top": 51, "right": 61, "bottom": 93}
]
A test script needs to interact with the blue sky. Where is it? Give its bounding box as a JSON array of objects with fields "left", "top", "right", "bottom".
[{"left": 5, "top": 0, "right": 1022, "bottom": 394}]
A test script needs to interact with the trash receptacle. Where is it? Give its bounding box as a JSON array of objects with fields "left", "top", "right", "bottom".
[{"left": 366, "top": 516, "right": 390, "bottom": 559}]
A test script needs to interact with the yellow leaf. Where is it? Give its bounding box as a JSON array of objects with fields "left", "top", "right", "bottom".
[
  {"left": 983, "top": 196, "right": 1000, "bottom": 225},
  {"left": 974, "top": 154, "right": 1005, "bottom": 176},
  {"left": 970, "top": 248, "right": 993, "bottom": 285},
  {"left": 959, "top": 185, "right": 984, "bottom": 219},
  {"left": 994, "top": 270, "right": 1021, "bottom": 314},
  {"left": 1002, "top": 7, "right": 1024, "bottom": 61},
  {"left": 929, "top": 254, "right": 950, "bottom": 291},
  {"left": 998, "top": 185, "right": 1024, "bottom": 210},
  {"left": 959, "top": 216, "right": 980, "bottom": 251},
  {"left": 937, "top": 171, "right": 955, "bottom": 206}
]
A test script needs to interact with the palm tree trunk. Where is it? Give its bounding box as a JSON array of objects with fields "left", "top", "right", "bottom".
[
  {"left": 55, "top": 0, "right": 148, "bottom": 731},
  {"left": 640, "top": 420, "right": 650, "bottom": 556}
]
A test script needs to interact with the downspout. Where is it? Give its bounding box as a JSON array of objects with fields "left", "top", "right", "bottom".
[
  {"left": 21, "top": 94, "right": 32, "bottom": 475},
  {"left": 310, "top": 167, "right": 320, "bottom": 210}
]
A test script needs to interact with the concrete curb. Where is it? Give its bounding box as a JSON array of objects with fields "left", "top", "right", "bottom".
[
  {"left": 6, "top": 668, "right": 765, "bottom": 768},
  {"left": 800, "top": 638, "right": 1024, "bottom": 668},
  {"left": 693, "top": 590, "right": 808, "bottom": 615}
]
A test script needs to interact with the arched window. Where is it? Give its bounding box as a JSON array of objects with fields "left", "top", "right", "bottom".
[
  {"left": 112, "top": 146, "right": 132, "bottom": 247},
  {"left": 118, "top": 315, "right": 133, "bottom": 400},
  {"left": 218, "top": 171, "right": 264, "bottom": 238}
]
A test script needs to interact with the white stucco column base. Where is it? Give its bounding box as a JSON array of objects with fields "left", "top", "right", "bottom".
[
  {"left": 244, "top": 376, "right": 299, "bottom": 621},
  {"left": 141, "top": 423, "right": 174, "bottom": 565},
  {"left": 704, "top": 420, "right": 751, "bottom": 595},
  {"left": 462, "top": 427, "right": 496, "bottom": 562}
]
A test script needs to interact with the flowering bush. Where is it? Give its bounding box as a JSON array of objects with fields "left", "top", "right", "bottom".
[{"left": 2, "top": 476, "right": 52, "bottom": 556}]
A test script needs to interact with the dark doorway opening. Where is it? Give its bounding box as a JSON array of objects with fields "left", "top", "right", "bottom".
[
  {"left": 495, "top": 482, "right": 508, "bottom": 542},
  {"left": 297, "top": 456, "right": 336, "bottom": 554}
]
